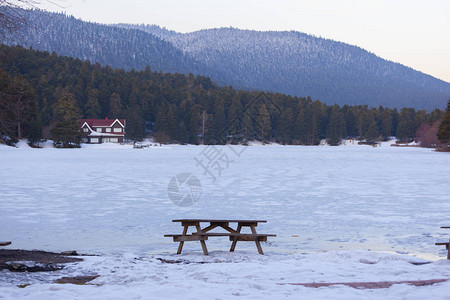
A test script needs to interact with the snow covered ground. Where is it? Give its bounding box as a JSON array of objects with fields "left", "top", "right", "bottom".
[{"left": 0, "top": 143, "right": 449, "bottom": 299}]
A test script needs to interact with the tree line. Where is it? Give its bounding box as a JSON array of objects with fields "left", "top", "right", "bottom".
[{"left": 0, "top": 45, "right": 447, "bottom": 147}]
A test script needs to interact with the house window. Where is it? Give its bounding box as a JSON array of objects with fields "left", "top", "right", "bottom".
[
  {"left": 83, "top": 128, "right": 89, "bottom": 132},
  {"left": 110, "top": 138, "right": 118, "bottom": 143},
  {"left": 90, "top": 138, "right": 99, "bottom": 143},
  {"left": 113, "top": 128, "right": 122, "bottom": 133},
  {"left": 96, "top": 128, "right": 102, "bottom": 132},
  {"left": 106, "top": 128, "right": 111, "bottom": 132}
]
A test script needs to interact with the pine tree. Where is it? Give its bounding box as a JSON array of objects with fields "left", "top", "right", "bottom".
[
  {"left": 188, "top": 104, "right": 201, "bottom": 144},
  {"left": 364, "top": 110, "right": 380, "bottom": 141},
  {"left": 84, "top": 89, "right": 101, "bottom": 118},
  {"left": 28, "top": 116, "right": 43, "bottom": 146},
  {"left": 40, "top": 97, "right": 53, "bottom": 126},
  {"left": 0, "top": 73, "right": 16, "bottom": 139},
  {"left": 437, "top": 99, "right": 450, "bottom": 147},
  {"left": 258, "top": 104, "right": 271, "bottom": 144},
  {"left": 51, "top": 92, "right": 83, "bottom": 147},
  {"left": 166, "top": 106, "right": 177, "bottom": 141},
  {"left": 293, "top": 108, "right": 306, "bottom": 144},
  {"left": 241, "top": 111, "right": 254, "bottom": 143},
  {"left": 199, "top": 110, "right": 208, "bottom": 145},
  {"left": 365, "top": 120, "right": 380, "bottom": 141},
  {"left": 277, "top": 107, "right": 294, "bottom": 144},
  {"left": 226, "top": 93, "right": 242, "bottom": 142},
  {"left": 396, "top": 108, "right": 417, "bottom": 142},
  {"left": 213, "top": 98, "right": 226, "bottom": 143},
  {"left": 380, "top": 108, "right": 393, "bottom": 139},
  {"left": 154, "top": 104, "right": 168, "bottom": 134},
  {"left": 326, "top": 104, "right": 344, "bottom": 145},
  {"left": 428, "top": 108, "right": 444, "bottom": 125},
  {"left": 109, "top": 93, "right": 124, "bottom": 118},
  {"left": 124, "top": 106, "right": 144, "bottom": 141},
  {"left": 6, "top": 75, "right": 35, "bottom": 140},
  {"left": 309, "top": 101, "right": 325, "bottom": 145}
]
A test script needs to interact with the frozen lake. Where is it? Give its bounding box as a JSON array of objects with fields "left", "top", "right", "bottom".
[{"left": 1, "top": 143, "right": 449, "bottom": 259}]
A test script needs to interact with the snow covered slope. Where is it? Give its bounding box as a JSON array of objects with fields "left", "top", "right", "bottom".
[{"left": 126, "top": 25, "right": 450, "bottom": 110}]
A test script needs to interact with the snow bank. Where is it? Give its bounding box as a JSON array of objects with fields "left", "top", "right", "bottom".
[{"left": 0, "top": 251, "right": 449, "bottom": 299}]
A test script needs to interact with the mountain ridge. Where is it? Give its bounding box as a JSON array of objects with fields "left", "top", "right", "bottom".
[
  {"left": 3, "top": 9, "right": 449, "bottom": 110},
  {"left": 1, "top": 9, "right": 208, "bottom": 75},
  {"left": 125, "top": 24, "right": 449, "bottom": 109}
]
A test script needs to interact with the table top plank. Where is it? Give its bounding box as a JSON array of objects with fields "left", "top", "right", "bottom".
[
  {"left": 192, "top": 233, "right": 276, "bottom": 237},
  {"left": 172, "top": 219, "right": 267, "bottom": 223}
]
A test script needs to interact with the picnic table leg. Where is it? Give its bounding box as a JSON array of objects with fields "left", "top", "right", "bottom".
[
  {"left": 177, "top": 226, "right": 189, "bottom": 254},
  {"left": 230, "top": 224, "right": 242, "bottom": 252},
  {"left": 196, "top": 224, "right": 209, "bottom": 255},
  {"left": 250, "top": 224, "right": 264, "bottom": 255},
  {"left": 447, "top": 239, "right": 450, "bottom": 260}
]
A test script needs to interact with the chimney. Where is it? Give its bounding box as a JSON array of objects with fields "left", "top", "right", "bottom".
[{"left": 106, "top": 117, "right": 108, "bottom": 120}]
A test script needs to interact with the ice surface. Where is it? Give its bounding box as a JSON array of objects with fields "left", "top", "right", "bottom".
[{"left": 0, "top": 144, "right": 449, "bottom": 299}]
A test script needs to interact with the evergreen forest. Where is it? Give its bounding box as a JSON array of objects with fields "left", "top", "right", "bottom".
[{"left": 0, "top": 45, "right": 446, "bottom": 147}]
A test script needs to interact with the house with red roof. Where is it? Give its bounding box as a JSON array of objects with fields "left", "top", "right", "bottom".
[{"left": 79, "top": 118, "right": 126, "bottom": 143}]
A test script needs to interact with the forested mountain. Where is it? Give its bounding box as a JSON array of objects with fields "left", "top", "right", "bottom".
[
  {"left": 3, "top": 9, "right": 449, "bottom": 110},
  {"left": 2, "top": 9, "right": 449, "bottom": 110},
  {"left": 124, "top": 25, "right": 450, "bottom": 110},
  {"left": 1, "top": 9, "right": 205, "bottom": 75},
  {"left": 0, "top": 45, "right": 444, "bottom": 146}
]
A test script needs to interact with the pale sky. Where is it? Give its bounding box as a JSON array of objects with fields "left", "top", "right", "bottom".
[{"left": 38, "top": 0, "right": 450, "bottom": 83}]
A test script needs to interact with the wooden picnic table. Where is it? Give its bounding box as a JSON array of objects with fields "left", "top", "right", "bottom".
[{"left": 165, "top": 219, "right": 276, "bottom": 255}]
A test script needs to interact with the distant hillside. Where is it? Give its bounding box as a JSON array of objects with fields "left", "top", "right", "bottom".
[
  {"left": 1, "top": 9, "right": 205, "bottom": 75},
  {"left": 3, "top": 9, "right": 449, "bottom": 110},
  {"left": 126, "top": 25, "right": 450, "bottom": 110}
]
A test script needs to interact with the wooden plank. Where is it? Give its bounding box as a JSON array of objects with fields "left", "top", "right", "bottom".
[
  {"left": 435, "top": 242, "right": 449, "bottom": 246},
  {"left": 250, "top": 224, "right": 264, "bottom": 255},
  {"left": 195, "top": 223, "right": 219, "bottom": 234},
  {"left": 230, "top": 223, "right": 242, "bottom": 252},
  {"left": 211, "top": 221, "right": 229, "bottom": 227},
  {"left": 177, "top": 226, "right": 189, "bottom": 254},
  {"left": 173, "top": 235, "right": 208, "bottom": 242},
  {"left": 193, "top": 233, "right": 234, "bottom": 236},
  {"left": 239, "top": 222, "right": 259, "bottom": 227},
  {"left": 229, "top": 236, "right": 268, "bottom": 242},
  {"left": 191, "top": 233, "right": 275, "bottom": 237},
  {"left": 441, "top": 226, "right": 450, "bottom": 229},
  {"left": 165, "top": 234, "right": 188, "bottom": 237},
  {"left": 172, "top": 219, "right": 267, "bottom": 223},
  {"left": 220, "top": 226, "right": 240, "bottom": 234},
  {"left": 0, "top": 241, "right": 11, "bottom": 246},
  {"left": 196, "top": 224, "right": 209, "bottom": 255},
  {"left": 181, "top": 221, "right": 200, "bottom": 227}
]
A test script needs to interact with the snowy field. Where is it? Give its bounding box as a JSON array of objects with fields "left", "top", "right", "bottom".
[{"left": 0, "top": 142, "right": 449, "bottom": 299}]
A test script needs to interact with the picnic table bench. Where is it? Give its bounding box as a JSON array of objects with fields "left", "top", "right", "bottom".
[
  {"left": 165, "top": 219, "right": 276, "bottom": 255},
  {"left": 435, "top": 227, "right": 450, "bottom": 259}
]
